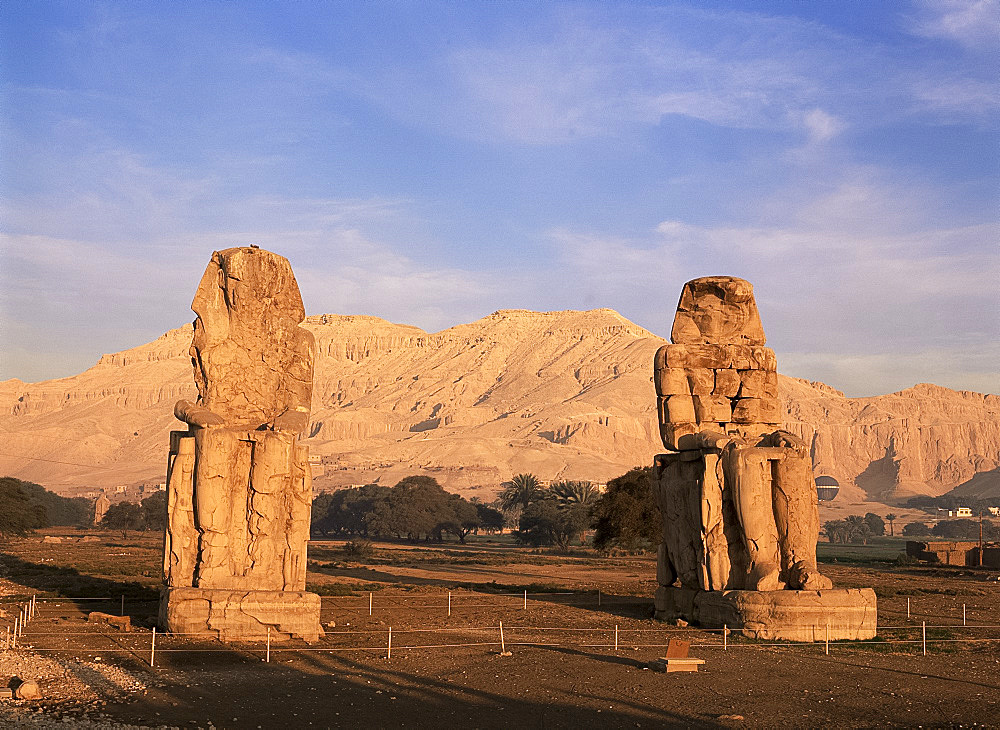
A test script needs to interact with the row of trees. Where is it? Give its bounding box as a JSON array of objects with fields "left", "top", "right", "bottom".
[
  {"left": 901, "top": 518, "right": 999, "bottom": 540},
  {"left": 310, "top": 469, "right": 662, "bottom": 552},
  {"left": 311, "top": 476, "right": 504, "bottom": 543},
  {"left": 823, "top": 513, "right": 886, "bottom": 544},
  {"left": 100, "top": 491, "right": 167, "bottom": 538},
  {"left": 0, "top": 477, "right": 92, "bottom": 540},
  {"left": 500, "top": 469, "right": 661, "bottom": 551}
]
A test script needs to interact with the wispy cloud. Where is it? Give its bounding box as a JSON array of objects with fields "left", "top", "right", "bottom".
[
  {"left": 909, "top": 0, "right": 1000, "bottom": 51},
  {"left": 545, "top": 169, "right": 999, "bottom": 396},
  {"left": 348, "top": 4, "right": 995, "bottom": 144}
]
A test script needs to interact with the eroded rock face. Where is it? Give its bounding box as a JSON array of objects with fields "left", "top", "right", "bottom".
[
  {"left": 653, "top": 276, "right": 834, "bottom": 598},
  {"left": 160, "top": 247, "right": 320, "bottom": 642}
]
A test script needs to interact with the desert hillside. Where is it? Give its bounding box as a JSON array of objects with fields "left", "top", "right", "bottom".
[{"left": 1, "top": 309, "right": 997, "bottom": 507}]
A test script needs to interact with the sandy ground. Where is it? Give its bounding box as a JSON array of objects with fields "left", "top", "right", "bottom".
[{"left": 3, "top": 535, "right": 1000, "bottom": 728}]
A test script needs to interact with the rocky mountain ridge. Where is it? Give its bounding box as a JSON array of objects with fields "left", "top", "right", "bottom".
[{"left": 1, "top": 309, "right": 997, "bottom": 504}]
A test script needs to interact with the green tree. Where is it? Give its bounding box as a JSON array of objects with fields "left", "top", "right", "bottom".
[
  {"left": 0, "top": 478, "right": 47, "bottom": 540},
  {"left": 845, "top": 515, "right": 872, "bottom": 544},
  {"left": 439, "top": 494, "right": 480, "bottom": 543},
  {"left": 498, "top": 473, "right": 544, "bottom": 515},
  {"left": 310, "top": 492, "right": 337, "bottom": 537},
  {"left": 550, "top": 480, "right": 600, "bottom": 508},
  {"left": 902, "top": 521, "right": 932, "bottom": 536},
  {"left": 141, "top": 491, "right": 167, "bottom": 531},
  {"left": 590, "top": 467, "right": 659, "bottom": 552},
  {"left": 475, "top": 503, "right": 506, "bottom": 534},
  {"left": 823, "top": 520, "right": 850, "bottom": 544},
  {"left": 517, "top": 501, "right": 590, "bottom": 550},
  {"left": 885, "top": 513, "right": 898, "bottom": 536},
  {"left": 863, "top": 512, "right": 885, "bottom": 537},
  {"left": 102, "top": 502, "right": 143, "bottom": 539}
]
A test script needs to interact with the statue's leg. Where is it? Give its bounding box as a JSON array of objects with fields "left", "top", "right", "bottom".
[
  {"left": 193, "top": 428, "right": 252, "bottom": 587},
  {"left": 701, "top": 452, "right": 730, "bottom": 591},
  {"left": 283, "top": 442, "right": 312, "bottom": 591},
  {"left": 726, "top": 445, "right": 783, "bottom": 591},
  {"left": 246, "top": 431, "right": 294, "bottom": 591},
  {"left": 164, "top": 432, "right": 197, "bottom": 587},
  {"left": 773, "top": 452, "right": 832, "bottom": 590},
  {"left": 655, "top": 456, "right": 703, "bottom": 589}
]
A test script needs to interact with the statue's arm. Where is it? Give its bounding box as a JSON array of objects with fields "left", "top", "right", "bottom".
[
  {"left": 761, "top": 430, "right": 807, "bottom": 451},
  {"left": 272, "top": 406, "right": 310, "bottom": 434},
  {"left": 174, "top": 399, "right": 225, "bottom": 428}
]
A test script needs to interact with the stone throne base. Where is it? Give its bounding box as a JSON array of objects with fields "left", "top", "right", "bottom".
[
  {"left": 655, "top": 586, "right": 877, "bottom": 642},
  {"left": 160, "top": 588, "right": 322, "bottom": 642}
]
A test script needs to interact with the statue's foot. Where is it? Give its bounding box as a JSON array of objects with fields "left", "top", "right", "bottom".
[
  {"left": 788, "top": 561, "right": 833, "bottom": 590},
  {"left": 747, "top": 562, "right": 784, "bottom": 591}
]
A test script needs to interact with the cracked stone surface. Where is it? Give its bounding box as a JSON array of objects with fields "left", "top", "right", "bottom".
[
  {"left": 160, "top": 247, "right": 321, "bottom": 642},
  {"left": 653, "top": 277, "right": 874, "bottom": 639}
]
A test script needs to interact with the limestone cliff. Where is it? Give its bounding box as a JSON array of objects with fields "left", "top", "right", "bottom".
[{"left": 1, "top": 309, "right": 997, "bottom": 503}]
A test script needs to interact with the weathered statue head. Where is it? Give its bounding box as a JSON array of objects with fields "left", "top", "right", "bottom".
[
  {"left": 670, "top": 276, "right": 765, "bottom": 346},
  {"left": 186, "top": 246, "right": 314, "bottom": 432}
]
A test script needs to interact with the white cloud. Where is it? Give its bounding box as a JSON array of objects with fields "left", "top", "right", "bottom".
[
  {"left": 342, "top": 4, "right": 995, "bottom": 144},
  {"left": 545, "top": 173, "right": 999, "bottom": 396},
  {"left": 910, "top": 0, "right": 1000, "bottom": 50},
  {"left": 801, "top": 109, "right": 846, "bottom": 144}
]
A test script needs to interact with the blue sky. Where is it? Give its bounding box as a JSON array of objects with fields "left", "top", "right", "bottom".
[{"left": 1, "top": 0, "right": 997, "bottom": 396}]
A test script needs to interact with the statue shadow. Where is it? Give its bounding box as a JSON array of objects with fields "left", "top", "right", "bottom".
[
  {"left": 98, "top": 644, "right": 725, "bottom": 730},
  {"left": 309, "top": 561, "right": 653, "bottom": 620},
  {"left": 0, "top": 552, "right": 159, "bottom": 618}
]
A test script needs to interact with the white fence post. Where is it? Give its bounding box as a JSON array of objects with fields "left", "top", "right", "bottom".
[
  {"left": 387, "top": 627, "right": 392, "bottom": 660},
  {"left": 150, "top": 627, "right": 156, "bottom": 667},
  {"left": 448, "top": 591, "right": 452, "bottom": 617},
  {"left": 614, "top": 625, "right": 619, "bottom": 651},
  {"left": 523, "top": 590, "right": 527, "bottom": 610},
  {"left": 266, "top": 626, "right": 271, "bottom": 663},
  {"left": 922, "top": 621, "right": 926, "bottom": 656},
  {"left": 369, "top": 592, "right": 373, "bottom": 616},
  {"left": 723, "top": 625, "right": 728, "bottom": 650}
]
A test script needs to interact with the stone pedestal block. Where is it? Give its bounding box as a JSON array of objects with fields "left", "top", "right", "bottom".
[
  {"left": 654, "top": 586, "right": 877, "bottom": 642},
  {"left": 160, "top": 587, "right": 322, "bottom": 642}
]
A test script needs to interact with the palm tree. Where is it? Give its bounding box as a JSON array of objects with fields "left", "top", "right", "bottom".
[
  {"left": 885, "top": 513, "right": 898, "bottom": 537},
  {"left": 498, "top": 473, "right": 543, "bottom": 514},
  {"left": 550, "top": 481, "right": 600, "bottom": 509}
]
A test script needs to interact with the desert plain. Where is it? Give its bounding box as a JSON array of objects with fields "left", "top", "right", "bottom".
[{"left": 2, "top": 528, "right": 999, "bottom": 728}]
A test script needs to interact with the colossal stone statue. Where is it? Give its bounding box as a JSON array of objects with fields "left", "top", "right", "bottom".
[
  {"left": 159, "top": 246, "right": 321, "bottom": 642},
  {"left": 653, "top": 276, "right": 876, "bottom": 641}
]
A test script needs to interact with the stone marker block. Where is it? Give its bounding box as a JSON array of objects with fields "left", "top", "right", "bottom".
[
  {"left": 87, "top": 612, "right": 131, "bottom": 632},
  {"left": 14, "top": 681, "right": 42, "bottom": 700}
]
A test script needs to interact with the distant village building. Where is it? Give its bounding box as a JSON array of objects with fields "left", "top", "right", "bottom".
[
  {"left": 308, "top": 453, "right": 324, "bottom": 478},
  {"left": 93, "top": 493, "right": 111, "bottom": 524},
  {"left": 937, "top": 507, "right": 974, "bottom": 518}
]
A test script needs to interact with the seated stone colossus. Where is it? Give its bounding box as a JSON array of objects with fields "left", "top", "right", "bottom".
[
  {"left": 652, "top": 276, "right": 875, "bottom": 641},
  {"left": 159, "top": 246, "right": 321, "bottom": 642}
]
